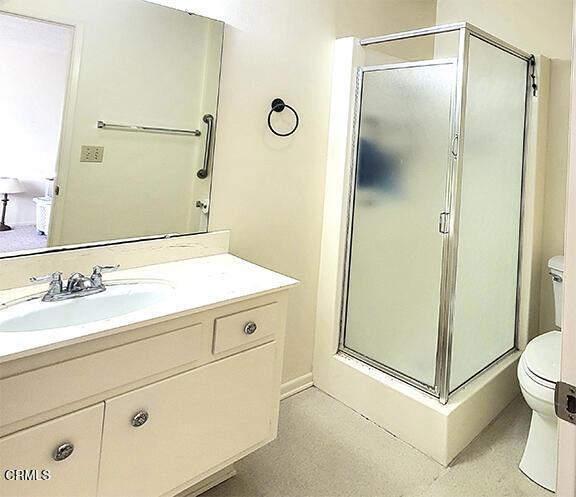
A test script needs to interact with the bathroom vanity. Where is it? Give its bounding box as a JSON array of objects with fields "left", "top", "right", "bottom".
[
  {"left": 0, "top": 254, "right": 297, "bottom": 497},
  {"left": 0, "top": 2, "right": 298, "bottom": 496}
]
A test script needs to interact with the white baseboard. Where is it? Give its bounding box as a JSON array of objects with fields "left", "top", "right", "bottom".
[{"left": 280, "top": 372, "right": 313, "bottom": 400}]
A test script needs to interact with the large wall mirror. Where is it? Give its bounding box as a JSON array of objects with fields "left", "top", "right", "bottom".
[{"left": 0, "top": 0, "right": 224, "bottom": 258}]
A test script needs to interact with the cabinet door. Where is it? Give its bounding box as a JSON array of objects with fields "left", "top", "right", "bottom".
[
  {"left": 98, "top": 342, "right": 278, "bottom": 497},
  {"left": 0, "top": 404, "right": 104, "bottom": 497}
]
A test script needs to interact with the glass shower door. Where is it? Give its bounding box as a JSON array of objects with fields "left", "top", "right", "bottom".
[{"left": 342, "top": 60, "right": 457, "bottom": 390}]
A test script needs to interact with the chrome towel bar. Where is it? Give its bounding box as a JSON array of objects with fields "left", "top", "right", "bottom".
[{"left": 97, "top": 120, "right": 201, "bottom": 136}]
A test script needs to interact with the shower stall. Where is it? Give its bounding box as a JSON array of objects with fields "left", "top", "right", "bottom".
[{"left": 339, "top": 23, "right": 532, "bottom": 404}]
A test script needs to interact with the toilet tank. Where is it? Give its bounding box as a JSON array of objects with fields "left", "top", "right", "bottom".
[{"left": 548, "top": 256, "right": 564, "bottom": 328}]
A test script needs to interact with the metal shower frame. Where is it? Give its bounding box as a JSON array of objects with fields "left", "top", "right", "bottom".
[{"left": 338, "top": 23, "right": 533, "bottom": 404}]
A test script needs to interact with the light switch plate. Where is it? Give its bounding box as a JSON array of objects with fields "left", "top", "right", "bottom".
[{"left": 80, "top": 145, "right": 104, "bottom": 163}]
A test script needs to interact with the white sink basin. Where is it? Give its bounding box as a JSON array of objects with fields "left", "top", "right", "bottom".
[{"left": 0, "top": 281, "right": 174, "bottom": 333}]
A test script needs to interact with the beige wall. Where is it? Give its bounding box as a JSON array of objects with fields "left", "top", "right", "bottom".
[
  {"left": 336, "top": 0, "right": 437, "bottom": 59},
  {"left": 336, "top": 0, "right": 436, "bottom": 38},
  {"left": 337, "top": 0, "right": 438, "bottom": 62},
  {"left": 435, "top": 0, "right": 573, "bottom": 334},
  {"left": 150, "top": 0, "right": 336, "bottom": 386}
]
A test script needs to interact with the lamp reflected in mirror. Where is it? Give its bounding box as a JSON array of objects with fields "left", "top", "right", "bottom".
[{"left": 0, "top": 178, "right": 24, "bottom": 232}]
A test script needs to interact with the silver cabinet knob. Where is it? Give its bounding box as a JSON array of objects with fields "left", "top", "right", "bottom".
[
  {"left": 244, "top": 322, "right": 257, "bottom": 335},
  {"left": 52, "top": 442, "right": 74, "bottom": 461},
  {"left": 131, "top": 410, "right": 149, "bottom": 427}
]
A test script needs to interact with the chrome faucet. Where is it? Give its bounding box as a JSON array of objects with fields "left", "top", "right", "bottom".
[
  {"left": 30, "top": 271, "right": 64, "bottom": 301},
  {"left": 31, "top": 265, "right": 120, "bottom": 302}
]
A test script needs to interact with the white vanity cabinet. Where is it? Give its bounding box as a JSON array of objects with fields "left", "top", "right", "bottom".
[{"left": 0, "top": 283, "right": 293, "bottom": 497}]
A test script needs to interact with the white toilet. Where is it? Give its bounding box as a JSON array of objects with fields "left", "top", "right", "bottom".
[{"left": 518, "top": 255, "right": 564, "bottom": 492}]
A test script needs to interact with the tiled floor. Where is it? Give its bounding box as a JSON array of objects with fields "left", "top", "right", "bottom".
[{"left": 204, "top": 387, "right": 550, "bottom": 497}]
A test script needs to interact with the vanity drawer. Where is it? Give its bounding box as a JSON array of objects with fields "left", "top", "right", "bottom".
[
  {"left": 213, "top": 302, "right": 279, "bottom": 355},
  {"left": 0, "top": 323, "right": 202, "bottom": 430},
  {"left": 0, "top": 403, "right": 104, "bottom": 497}
]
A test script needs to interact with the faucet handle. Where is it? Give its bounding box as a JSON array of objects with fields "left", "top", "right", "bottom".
[
  {"left": 92, "top": 264, "right": 120, "bottom": 276},
  {"left": 30, "top": 271, "right": 63, "bottom": 284},
  {"left": 91, "top": 265, "right": 120, "bottom": 286}
]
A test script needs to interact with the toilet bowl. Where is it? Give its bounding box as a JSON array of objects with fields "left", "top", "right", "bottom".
[
  {"left": 518, "top": 331, "right": 560, "bottom": 491},
  {"left": 518, "top": 255, "right": 564, "bottom": 492}
]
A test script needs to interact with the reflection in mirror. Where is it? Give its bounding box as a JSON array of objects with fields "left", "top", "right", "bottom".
[{"left": 0, "top": 0, "right": 224, "bottom": 257}]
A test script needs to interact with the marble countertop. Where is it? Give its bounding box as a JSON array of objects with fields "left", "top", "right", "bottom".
[{"left": 0, "top": 254, "right": 298, "bottom": 363}]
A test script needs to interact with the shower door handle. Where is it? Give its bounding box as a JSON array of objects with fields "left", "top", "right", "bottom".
[
  {"left": 439, "top": 212, "right": 450, "bottom": 234},
  {"left": 451, "top": 134, "right": 459, "bottom": 158}
]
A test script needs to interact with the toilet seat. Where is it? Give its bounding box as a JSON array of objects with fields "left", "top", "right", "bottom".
[
  {"left": 521, "top": 331, "right": 561, "bottom": 388},
  {"left": 521, "top": 357, "right": 556, "bottom": 390}
]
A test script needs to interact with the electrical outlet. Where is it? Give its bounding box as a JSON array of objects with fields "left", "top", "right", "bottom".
[{"left": 80, "top": 145, "right": 104, "bottom": 163}]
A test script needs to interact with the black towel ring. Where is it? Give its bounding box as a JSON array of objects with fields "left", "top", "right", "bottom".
[{"left": 267, "top": 98, "right": 299, "bottom": 137}]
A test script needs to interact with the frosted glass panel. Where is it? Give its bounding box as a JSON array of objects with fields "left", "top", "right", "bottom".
[
  {"left": 449, "top": 37, "right": 527, "bottom": 390},
  {"left": 343, "top": 62, "right": 456, "bottom": 387}
]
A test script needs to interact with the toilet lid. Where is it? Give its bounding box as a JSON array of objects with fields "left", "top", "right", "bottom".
[{"left": 524, "top": 331, "right": 561, "bottom": 383}]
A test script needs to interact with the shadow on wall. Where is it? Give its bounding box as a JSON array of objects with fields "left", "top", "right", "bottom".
[{"left": 539, "top": 58, "right": 571, "bottom": 335}]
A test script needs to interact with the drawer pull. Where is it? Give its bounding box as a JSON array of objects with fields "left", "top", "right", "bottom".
[
  {"left": 244, "top": 322, "right": 258, "bottom": 335},
  {"left": 131, "top": 410, "right": 149, "bottom": 427},
  {"left": 52, "top": 442, "right": 74, "bottom": 461}
]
